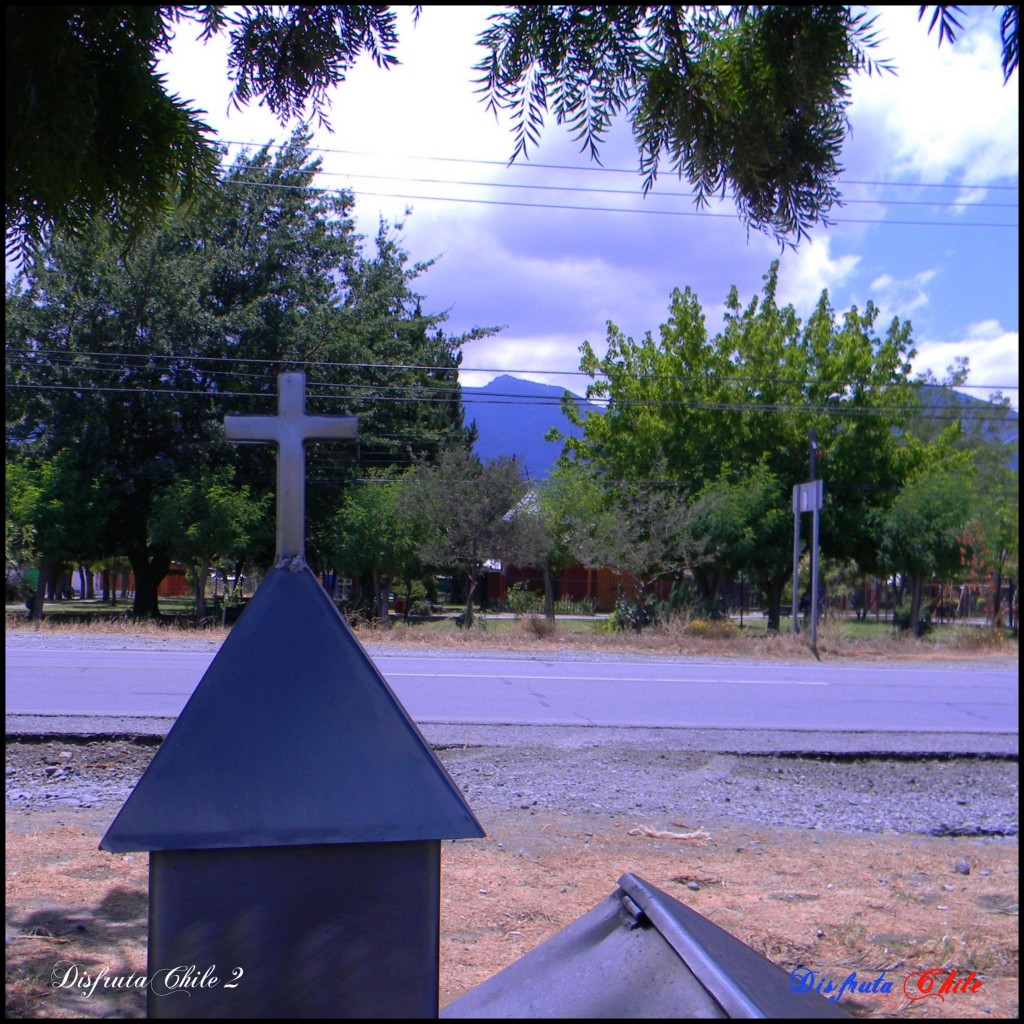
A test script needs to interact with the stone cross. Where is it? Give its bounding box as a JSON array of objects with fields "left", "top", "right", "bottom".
[{"left": 225, "top": 372, "right": 357, "bottom": 563}]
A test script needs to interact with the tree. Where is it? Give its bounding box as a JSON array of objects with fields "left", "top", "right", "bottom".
[
  {"left": 397, "top": 449, "right": 539, "bottom": 627},
  {"left": 5, "top": 458, "right": 38, "bottom": 584},
  {"left": 972, "top": 470, "right": 1019, "bottom": 627},
  {"left": 6, "top": 132, "right": 482, "bottom": 618},
  {"left": 921, "top": 5, "right": 1018, "bottom": 81},
  {"left": 558, "top": 262, "right": 917, "bottom": 629},
  {"left": 4, "top": 451, "right": 111, "bottom": 621},
  {"left": 151, "top": 468, "right": 268, "bottom": 623},
  {"left": 9, "top": 7, "right": 1016, "bottom": 260},
  {"left": 5, "top": 5, "right": 401, "bottom": 264},
  {"left": 532, "top": 463, "right": 618, "bottom": 620},
  {"left": 877, "top": 467, "right": 977, "bottom": 638},
  {"left": 332, "top": 475, "right": 422, "bottom": 624},
  {"left": 476, "top": 5, "right": 1016, "bottom": 244},
  {"left": 686, "top": 466, "right": 791, "bottom": 613},
  {"left": 905, "top": 358, "right": 1018, "bottom": 626}
]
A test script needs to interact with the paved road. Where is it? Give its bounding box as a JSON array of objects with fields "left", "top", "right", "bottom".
[{"left": 5, "top": 647, "right": 1018, "bottom": 736}]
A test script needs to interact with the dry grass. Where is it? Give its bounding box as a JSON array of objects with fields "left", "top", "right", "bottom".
[
  {"left": 5, "top": 811, "right": 1018, "bottom": 1019},
  {"left": 4, "top": 613, "right": 230, "bottom": 640},
  {"left": 7, "top": 609, "right": 1017, "bottom": 663}
]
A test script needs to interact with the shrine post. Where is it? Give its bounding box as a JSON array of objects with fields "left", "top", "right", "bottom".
[{"left": 101, "top": 372, "right": 483, "bottom": 1018}]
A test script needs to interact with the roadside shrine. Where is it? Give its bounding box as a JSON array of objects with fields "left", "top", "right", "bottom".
[{"left": 102, "top": 371, "right": 848, "bottom": 1019}]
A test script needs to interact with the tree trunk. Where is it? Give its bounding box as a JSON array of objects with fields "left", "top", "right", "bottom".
[
  {"left": 191, "top": 562, "right": 209, "bottom": 623},
  {"left": 991, "top": 567, "right": 1003, "bottom": 627},
  {"left": 765, "top": 576, "right": 785, "bottom": 632},
  {"left": 463, "top": 571, "right": 478, "bottom": 627},
  {"left": 28, "top": 563, "right": 54, "bottom": 622},
  {"left": 402, "top": 573, "right": 415, "bottom": 623},
  {"left": 543, "top": 564, "right": 556, "bottom": 622},
  {"left": 128, "top": 549, "right": 171, "bottom": 620},
  {"left": 371, "top": 568, "right": 390, "bottom": 625},
  {"left": 909, "top": 573, "right": 924, "bottom": 638},
  {"left": 102, "top": 569, "right": 113, "bottom": 604}
]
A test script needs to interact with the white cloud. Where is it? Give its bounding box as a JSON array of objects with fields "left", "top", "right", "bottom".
[
  {"left": 864, "top": 267, "right": 941, "bottom": 320},
  {"left": 912, "top": 321, "right": 1019, "bottom": 407},
  {"left": 849, "top": 7, "right": 1019, "bottom": 185},
  {"left": 153, "top": 8, "right": 1016, "bottom": 417},
  {"left": 775, "top": 237, "right": 861, "bottom": 312}
]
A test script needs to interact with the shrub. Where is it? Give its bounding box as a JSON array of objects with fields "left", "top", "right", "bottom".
[
  {"left": 892, "top": 610, "right": 933, "bottom": 636},
  {"left": 405, "top": 579, "right": 433, "bottom": 617},
  {"left": 685, "top": 617, "right": 740, "bottom": 639},
  {"left": 506, "top": 581, "right": 543, "bottom": 617},
  {"left": 519, "top": 613, "right": 556, "bottom": 639},
  {"left": 612, "top": 593, "right": 659, "bottom": 631}
]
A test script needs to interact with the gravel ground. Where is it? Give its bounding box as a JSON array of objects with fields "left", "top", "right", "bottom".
[
  {"left": 5, "top": 631, "right": 1019, "bottom": 839},
  {"left": 5, "top": 735, "right": 1018, "bottom": 839}
]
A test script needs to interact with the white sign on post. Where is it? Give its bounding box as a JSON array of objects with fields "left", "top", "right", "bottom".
[
  {"left": 791, "top": 479, "right": 825, "bottom": 646},
  {"left": 793, "top": 480, "right": 824, "bottom": 513}
]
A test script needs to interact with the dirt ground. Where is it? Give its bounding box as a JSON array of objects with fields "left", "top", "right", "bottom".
[
  {"left": 5, "top": 621, "right": 1018, "bottom": 1016},
  {"left": 5, "top": 802, "right": 1018, "bottom": 1019}
]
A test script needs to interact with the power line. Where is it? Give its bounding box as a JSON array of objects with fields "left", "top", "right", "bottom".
[
  {"left": 7, "top": 349, "right": 1019, "bottom": 392},
  {"left": 218, "top": 178, "right": 1018, "bottom": 229},
  {"left": 218, "top": 140, "right": 1020, "bottom": 193},
  {"left": 219, "top": 161, "right": 1021, "bottom": 212},
  {"left": 7, "top": 381, "right": 1018, "bottom": 423}
]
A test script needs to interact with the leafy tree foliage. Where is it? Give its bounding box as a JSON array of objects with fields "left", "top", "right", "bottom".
[
  {"left": 5, "top": 458, "right": 38, "bottom": 580},
  {"left": 4, "top": 451, "right": 112, "bottom": 620},
  {"left": 151, "top": 467, "right": 269, "bottom": 622},
  {"left": 531, "top": 463, "right": 619, "bottom": 620},
  {"left": 686, "top": 467, "right": 791, "bottom": 612},
  {"left": 331, "top": 475, "right": 423, "bottom": 624},
  {"left": 904, "top": 358, "right": 1019, "bottom": 626},
  {"left": 6, "top": 132, "right": 482, "bottom": 618},
  {"left": 920, "top": 5, "right": 1018, "bottom": 82},
  {"left": 396, "top": 449, "right": 539, "bottom": 627},
  {"left": 877, "top": 466, "right": 976, "bottom": 638},
  {"left": 5, "top": 5, "right": 401, "bottom": 264},
  {"left": 558, "top": 262, "right": 918, "bottom": 628},
  {"left": 8, "top": 6, "right": 1015, "bottom": 259},
  {"left": 477, "top": 6, "right": 892, "bottom": 243}
]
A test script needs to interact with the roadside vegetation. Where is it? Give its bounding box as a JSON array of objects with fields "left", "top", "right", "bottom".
[
  {"left": 6, "top": 597, "right": 1016, "bottom": 663},
  {"left": 7, "top": 141, "right": 1017, "bottom": 642}
]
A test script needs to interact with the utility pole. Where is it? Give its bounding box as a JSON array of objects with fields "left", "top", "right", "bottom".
[
  {"left": 809, "top": 429, "right": 821, "bottom": 651},
  {"left": 792, "top": 430, "right": 824, "bottom": 643}
]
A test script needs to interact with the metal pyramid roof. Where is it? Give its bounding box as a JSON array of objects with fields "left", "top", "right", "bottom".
[
  {"left": 101, "top": 564, "right": 484, "bottom": 852},
  {"left": 443, "top": 873, "right": 851, "bottom": 1018}
]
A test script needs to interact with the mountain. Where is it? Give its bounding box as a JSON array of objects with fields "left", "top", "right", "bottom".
[
  {"left": 462, "top": 375, "right": 600, "bottom": 481},
  {"left": 911, "top": 386, "right": 1019, "bottom": 470}
]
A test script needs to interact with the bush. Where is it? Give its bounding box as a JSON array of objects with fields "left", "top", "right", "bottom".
[
  {"left": 613, "top": 579, "right": 719, "bottom": 632},
  {"left": 519, "top": 613, "right": 557, "bottom": 639},
  {"left": 612, "top": 593, "right": 659, "bottom": 631},
  {"left": 404, "top": 579, "right": 433, "bottom": 617},
  {"left": 684, "top": 617, "right": 739, "bottom": 640},
  {"left": 505, "top": 580, "right": 543, "bottom": 617},
  {"left": 892, "top": 610, "right": 933, "bottom": 636}
]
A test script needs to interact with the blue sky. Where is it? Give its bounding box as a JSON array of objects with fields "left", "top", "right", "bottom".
[{"left": 159, "top": 6, "right": 1019, "bottom": 408}]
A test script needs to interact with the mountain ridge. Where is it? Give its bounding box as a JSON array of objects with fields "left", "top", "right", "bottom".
[{"left": 462, "top": 374, "right": 598, "bottom": 481}]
